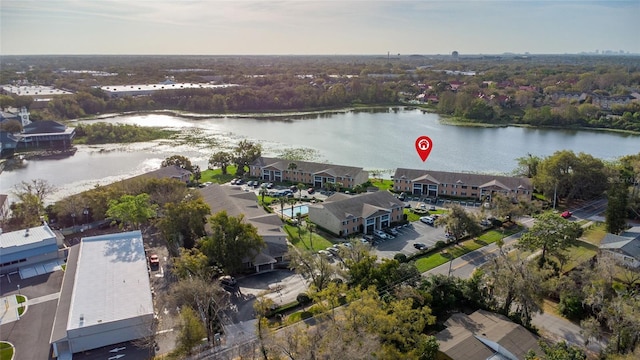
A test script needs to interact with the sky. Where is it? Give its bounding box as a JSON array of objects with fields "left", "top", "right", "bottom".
[{"left": 1, "top": 0, "right": 639, "bottom": 56}]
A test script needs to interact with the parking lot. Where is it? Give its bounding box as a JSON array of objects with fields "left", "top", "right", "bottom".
[{"left": 373, "top": 220, "right": 450, "bottom": 259}]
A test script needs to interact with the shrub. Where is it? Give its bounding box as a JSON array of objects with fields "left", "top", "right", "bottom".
[
  {"left": 434, "top": 240, "right": 446, "bottom": 249},
  {"left": 559, "top": 294, "right": 586, "bottom": 320},
  {"left": 296, "top": 293, "right": 312, "bottom": 305},
  {"left": 394, "top": 253, "right": 408, "bottom": 263}
]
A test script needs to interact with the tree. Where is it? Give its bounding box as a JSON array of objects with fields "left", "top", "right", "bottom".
[
  {"left": 8, "top": 179, "right": 54, "bottom": 229},
  {"left": 0, "top": 119, "right": 22, "bottom": 132},
  {"left": 436, "top": 204, "right": 482, "bottom": 244},
  {"left": 533, "top": 150, "right": 608, "bottom": 202},
  {"left": 161, "top": 154, "right": 194, "bottom": 172},
  {"left": 175, "top": 306, "right": 207, "bottom": 356},
  {"left": 289, "top": 248, "right": 337, "bottom": 292},
  {"left": 105, "top": 193, "right": 157, "bottom": 230},
  {"left": 156, "top": 197, "right": 210, "bottom": 252},
  {"left": 515, "top": 153, "right": 541, "bottom": 178},
  {"left": 233, "top": 139, "right": 262, "bottom": 176},
  {"left": 172, "top": 248, "right": 216, "bottom": 280},
  {"left": 517, "top": 211, "right": 582, "bottom": 268},
  {"left": 0, "top": 94, "right": 15, "bottom": 110},
  {"left": 525, "top": 340, "right": 586, "bottom": 360},
  {"left": 208, "top": 151, "right": 232, "bottom": 174},
  {"left": 606, "top": 179, "right": 629, "bottom": 234},
  {"left": 170, "top": 277, "right": 229, "bottom": 346},
  {"left": 199, "top": 211, "right": 265, "bottom": 274}
]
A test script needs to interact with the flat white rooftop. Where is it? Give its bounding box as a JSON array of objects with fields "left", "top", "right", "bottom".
[
  {"left": 0, "top": 224, "right": 56, "bottom": 249},
  {"left": 68, "top": 231, "right": 153, "bottom": 331},
  {"left": 97, "top": 82, "right": 236, "bottom": 93},
  {"left": 0, "top": 85, "right": 73, "bottom": 96}
]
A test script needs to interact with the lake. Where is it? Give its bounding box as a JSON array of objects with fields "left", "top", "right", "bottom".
[{"left": 2, "top": 108, "right": 638, "bottom": 202}]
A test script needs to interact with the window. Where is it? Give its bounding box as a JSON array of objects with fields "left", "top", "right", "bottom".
[
  {"left": 461, "top": 185, "right": 468, "bottom": 189},
  {"left": 461, "top": 192, "right": 467, "bottom": 196},
  {"left": 472, "top": 186, "right": 478, "bottom": 190}
]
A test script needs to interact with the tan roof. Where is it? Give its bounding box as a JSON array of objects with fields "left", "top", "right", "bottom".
[{"left": 436, "top": 310, "right": 541, "bottom": 360}]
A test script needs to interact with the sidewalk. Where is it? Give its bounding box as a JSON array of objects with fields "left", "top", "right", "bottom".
[{"left": 0, "top": 294, "right": 21, "bottom": 325}]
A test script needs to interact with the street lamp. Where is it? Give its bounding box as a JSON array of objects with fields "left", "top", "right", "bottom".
[
  {"left": 71, "top": 212, "right": 76, "bottom": 228},
  {"left": 83, "top": 207, "right": 89, "bottom": 225},
  {"left": 17, "top": 285, "right": 20, "bottom": 295}
]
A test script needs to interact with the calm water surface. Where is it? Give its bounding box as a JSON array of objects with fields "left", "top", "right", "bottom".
[{"left": 2, "top": 108, "right": 638, "bottom": 201}]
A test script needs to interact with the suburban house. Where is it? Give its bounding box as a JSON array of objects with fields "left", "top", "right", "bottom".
[
  {"left": 50, "top": 231, "right": 154, "bottom": 358},
  {"left": 393, "top": 168, "right": 533, "bottom": 202},
  {"left": 435, "top": 310, "right": 541, "bottom": 360},
  {"left": 199, "top": 184, "right": 288, "bottom": 273},
  {"left": 136, "top": 164, "right": 193, "bottom": 184},
  {"left": 307, "top": 191, "right": 404, "bottom": 237},
  {"left": 249, "top": 156, "right": 369, "bottom": 190},
  {"left": 599, "top": 226, "right": 640, "bottom": 268}
]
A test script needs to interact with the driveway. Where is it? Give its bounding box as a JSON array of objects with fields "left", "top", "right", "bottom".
[{"left": 374, "top": 221, "right": 450, "bottom": 259}]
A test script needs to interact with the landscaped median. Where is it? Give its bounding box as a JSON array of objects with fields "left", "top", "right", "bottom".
[
  {"left": 413, "top": 226, "right": 523, "bottom": 273},
  {"left": 0, "top": 342, "right": 14, "bottom": 360}
]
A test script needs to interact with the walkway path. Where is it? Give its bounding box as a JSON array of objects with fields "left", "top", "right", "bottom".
[{"left": 0, "top": 292, "right": 61, "bottom": 325}]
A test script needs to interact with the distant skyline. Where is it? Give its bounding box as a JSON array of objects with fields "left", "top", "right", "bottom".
[{"left": 1, "top": 1, "right": 639, "bottom": 56}]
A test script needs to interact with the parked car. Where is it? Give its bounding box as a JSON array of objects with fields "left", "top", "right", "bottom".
[
  {"left": 373, "top": 229, "right": 389, "bottom": 239},
  {"left": 561, "top": 211, "right": 573, "bottom": 219},
  {"left": 413, "top": 243, "right": 427, "bottom": 250},
  {"left": 289, "top": 185, "right": 298, "bottom": 192},
  {"left": 318, "top": 250, "right": 333, "bottom": 258},
  {"left": 429, "top": 205, "right": 436, "bottom": 211},
  {"left": 219, "top": 275, "right": 237, "bottom": 289},
  {"left": 420, "top": 216, "right": 435, "bottom": 225},
  {"left": 307, "top": 187, "right": 315, "bottom": 194},
  {"left": 149, "top": 254, "right": 160, "bottom": 268},
  {"left": 327, "top": 247, "right": 339, "bottom": 255},
  {"left": 385, "top": 227, "right": 399, "bottom": 236}
]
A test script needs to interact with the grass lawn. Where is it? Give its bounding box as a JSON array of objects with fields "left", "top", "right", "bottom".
[
  {"left": 415, "top": 226, "right": 523, "bottom": 273},
  {"left": 16, "top": 295, "right": 25, "bottom": 304},
  {"left": 404, "top": 209, "right": 420, "bottom": 222},
  {"left": 199, "top": 166, "right": 239, "bottom": 184},
  {"left": 369, "top": 179, "right": 393, "bottom": 191},
  {"left": 580, "top": 222, "right": 607, "bottom": 246},
  {"left": 555, "top": 241, "right": 598, "bottom": 273},
  {"left": 284, "top": 224, "right": 333, "bottom": 251},
  {"left": 0, "top": 342, "right": 14, "bottom": 360}
]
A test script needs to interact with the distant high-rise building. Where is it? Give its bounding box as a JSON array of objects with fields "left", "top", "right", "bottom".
[{"left": 452, "top": 51, "right": 459, "bottom": 61}]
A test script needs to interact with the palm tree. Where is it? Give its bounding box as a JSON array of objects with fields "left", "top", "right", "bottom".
[
  {"left": 278, "top": 197, "right": 287, "bottom": 220},
  {"left": 288, "top": 162, "right": 297, "bottom": 178},
  {"left": 259, "top": 187, "right": 268, "bottom": 204},
  {"left": 297, "top": 182, "right": 305, "bottom": 202},
  {"left": 306, "top": 222, "right": 316, "bottom": 250}
]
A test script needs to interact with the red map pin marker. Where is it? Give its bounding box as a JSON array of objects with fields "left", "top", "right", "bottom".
[{"left": 415, "top": 136, "right": 433, "bottom": 162}]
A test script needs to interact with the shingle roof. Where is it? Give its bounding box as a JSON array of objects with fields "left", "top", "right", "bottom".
[
  {"left": 394, "top": 168, "right": 532, "bottom": 191},
  {"left": 23, "top": 120, "right": 67, "bottom": 134},
  {"left": 136, "top": 165, "right": 192, "bottom": 181},
  {"left": 252, "top": 156, "right": 366, "bottom": 179},
  {"left": 320, "top": 191, "right": 404, "bottom": 219},
  {"left": 436, "top": 310, "right": 541, "bottom": 360},
  {"left": 600, "top": 226, "right": 640, "bottom": 260}
]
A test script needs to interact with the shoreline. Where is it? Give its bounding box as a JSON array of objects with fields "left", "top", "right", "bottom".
[{"left": 72, "top": 107, "right": 640, "bottom": 136}]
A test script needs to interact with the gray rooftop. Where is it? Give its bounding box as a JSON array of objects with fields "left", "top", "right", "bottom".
[
  {"left": 394, "top": 168, "right": 532, "bottom": 191},
  {"left": 0, "top": 224, "right": 56, "bottom": 250},
  {"left": 67, "top": 231, "right": 153, "bottom": 331},
  {"left": 252, "top": 156, "right": 366, "bottom": 179},
  {"left": 320, "top": 191, "right": 404, "bottom": 219},
  {"left": 600, "top": 226, "right": 640, "bottom": 260}
]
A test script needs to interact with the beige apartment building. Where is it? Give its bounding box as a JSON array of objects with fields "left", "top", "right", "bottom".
[
  {"left": 393, "top": 168, "right": 533, "bottom": 202},
  {"left": 308, "top": 191, "right": 405, "bottom": 237},
  {"left": 250, "top": 157, "right": 369, "bottom": 189}
]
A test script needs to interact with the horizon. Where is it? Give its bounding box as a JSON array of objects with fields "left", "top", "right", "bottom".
[{"left": 2, "top": 1, "right": 639, "bottom": 56}]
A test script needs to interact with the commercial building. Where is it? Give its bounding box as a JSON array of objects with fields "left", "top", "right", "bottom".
[
  {"left": 307, "top": 191, "right": 404, "bottom": 237},
  {"left": 50, "top": 231, "right": 154, "bottom": 358},
  {"left": 250, "top": 157, "right": 369, "bottom": 190},
  {"left": 95, "top": 81, "right": 236, "bottom": 98},
  {"left": 0, "top": 224, "right": 62, "bottom": 274},
  {"left": 393, "top": 168, "right": 533, "bottom": 202}
]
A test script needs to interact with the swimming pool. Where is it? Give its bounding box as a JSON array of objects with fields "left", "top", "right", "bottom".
[{"left": 279, "top": 205, "right": 309, "bottom": 218}]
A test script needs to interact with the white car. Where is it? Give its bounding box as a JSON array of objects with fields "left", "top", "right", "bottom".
[
  {"left": 373, "top": 230, "right": 389, "bottom": 239},
  {"left": 420, "top": 216, "right": 435, "bottom": 225}
]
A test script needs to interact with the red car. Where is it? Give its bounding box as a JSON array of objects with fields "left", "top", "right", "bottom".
[
  {"left": 561, "top": 211, "right": 572, "bottom": 219},
  {"left": 149, "top": 254, "right": 160, "bottom": 267}
]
